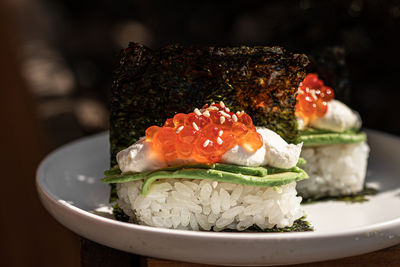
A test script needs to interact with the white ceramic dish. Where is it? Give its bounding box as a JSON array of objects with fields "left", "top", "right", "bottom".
[{"left": 36, "top": 129, "right": 400, "bottom": 266}]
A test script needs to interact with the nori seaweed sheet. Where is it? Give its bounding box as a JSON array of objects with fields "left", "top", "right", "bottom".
[
  {"left": 302, "top": 186, "right": 377, "bottom": 204},
  {"left": 110, "top": 43, "right": 309, "bottom": 165},
  {"left": 222, "top": 216, "right": 313, "bottom": 232}
]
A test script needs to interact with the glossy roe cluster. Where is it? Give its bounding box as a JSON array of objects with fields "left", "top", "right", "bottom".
[
  {"left": 295, "top": 73, "right": 335, "bottom": 125},
  {"left": 145, "top": 103, "right": 263, "bottom": 163}
]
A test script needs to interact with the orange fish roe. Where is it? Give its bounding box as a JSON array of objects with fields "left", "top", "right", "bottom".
[
  {"left": 295, "top": 73, "right": 334, "bottom": 125},
  {"left": 144, "top": 102, "right": 263, "bottom": 163}
]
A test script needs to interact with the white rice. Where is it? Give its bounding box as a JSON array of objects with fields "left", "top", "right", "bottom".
[
  {"left": 117, "top": 180, "right": 303, "bottom": 231},
  {"left": 296, "top": 141, "right": 370, "bottom": 198}
]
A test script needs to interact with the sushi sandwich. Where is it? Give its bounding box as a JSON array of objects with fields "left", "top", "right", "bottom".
[
  {"left": 295, "top": 73, "right": 370, "bottom": 199},
  {"left": 104, "top": 43, "right": 314, "bottom": 232},
  {"left": 103, "top": 103, "right": 308, "bottom": 231}
]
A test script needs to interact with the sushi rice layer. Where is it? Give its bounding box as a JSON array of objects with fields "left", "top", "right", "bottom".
[
  {"left": 117, "top": 180, "right": 303, "bottom": 231},
  {"left": 297, "top": 141, "right": 369, "bottom": 198}
]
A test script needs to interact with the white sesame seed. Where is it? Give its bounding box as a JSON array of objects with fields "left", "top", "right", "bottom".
[
  {"left": 219, "top": 111, "right": 231, "bottom": 118},
  {"left": 310, "top": 91, "right": 317, "bottom": 100},
  {"left": 236, "top": 111, "right": 240, "bottom": 115},
  {"left": 217, "top": 137, "right": 223, "bottom": 145},
  {"left": 225, "top": 107, "right": 230, "bottom": 112},
  {"left": 192, "top": 122, "right": 199, "bottom": 131},
  {"left": 211, "top": 102, "right": 215, "bottom": 105},
  {"left": 220, "top": 116, "right": 225, "bottom": 124},
  {"left": 218, "top": 130, "right": 223, "bottom": 136},
  {"left": 202, "top": 110, "right": 210, "bottom": 117},
  {"left": 232, "top": 114, "right": 238, "bottom": 122},
  {"left": 203, "top": 139, "right": 210, "bottom": 147},
  {"left": 208, "top": 106, "right": 219, "bottom": 111},
  {"left": 176, "top": 126, "right": 184, "bottom": 133},
  {"left": 220, "top": 101, "right": 225, "bottom": 108},
  {"left": 241, "top": 110, "right": 245, "bottom": 115},
  {"left": 194, "top": 108, "right": 202, "bottom": 116}
]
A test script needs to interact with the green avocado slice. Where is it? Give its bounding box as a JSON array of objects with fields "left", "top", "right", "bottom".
[
  {"left": 102, "top": 161, "right": 308, "bottom": 196},
  {"left": 299, "top": 128, "right": 367, "bottom": 146},
  {"left": 140, "top": 167, "right": 308, "bottom": 196},
  {"left": 103, "top": 162, "right": 270, "bottom": 180},
  {"left": 103, "top": 159, "right": 307, "bottom": 179}
]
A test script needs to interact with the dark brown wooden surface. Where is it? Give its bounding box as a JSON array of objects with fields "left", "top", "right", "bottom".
[
  {"left": 81, "top": 238, "right": 400, "bottom": 267},
  {"left": 146, "top": 244, "right": 400, "bottom": 266},
  {"left": 81, "top": 238, "right": 140, "bottom": 267}
]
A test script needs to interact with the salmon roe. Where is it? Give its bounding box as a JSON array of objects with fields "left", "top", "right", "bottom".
[
  {"left": 295, "top": 73, "right": 334, "bottom": 125},
  {"left": 144, "top": 102, "right": 263, "bottom": 163}
]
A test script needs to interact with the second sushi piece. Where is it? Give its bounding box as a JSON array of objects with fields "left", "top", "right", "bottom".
[{"left": 295, "top": 73, "right": 370, "bottom": 199}]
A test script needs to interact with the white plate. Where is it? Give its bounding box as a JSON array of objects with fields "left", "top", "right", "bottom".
[{"left": 36, "top": 129, "right": 400, "bottom": 266}]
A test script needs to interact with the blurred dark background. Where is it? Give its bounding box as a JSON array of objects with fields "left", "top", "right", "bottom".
[{"left": 1, "top": 0, "right": 399, "bottom": 266}]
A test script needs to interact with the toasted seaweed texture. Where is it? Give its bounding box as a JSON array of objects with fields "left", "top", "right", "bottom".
[
  {"left": 222, "top": 216, "right": 313, "bottom": 232},
  {"left": 110, "top": 43, "right": 309, "bottom": 164},
  {"left": 302, "top": 186, "right": 377, "bottom": 204}
]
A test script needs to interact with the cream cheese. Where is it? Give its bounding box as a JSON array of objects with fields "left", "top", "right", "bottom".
[
  {"left": 310, "top": 99, "right": 361, "bottom": 132},
  {"left": 117, "top": 138, "right": 167, "bottom": 173},
  {"left": 117, "top": 127, "right": 302, "bottom": 173},
  {"left": 222, "top": 128, "right": 302, "bottom": 169}
]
